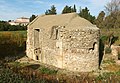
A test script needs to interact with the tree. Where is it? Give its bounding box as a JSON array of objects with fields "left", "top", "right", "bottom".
[
  {"left": 114, "top": 11, "right": 120, "bottom": 28},
  {"left": 30, "top": 15, "right": 36, "bottom": 22},
  {"left": 0, "top": 20, "right": 27, "bottom": 31},
  {"left": 45, "top": 5, "right": 57, "bottom": 15},
  {"left": 0, "top": 21, "right": 10, "bottom": 31},
  {"left": 104, "top": 14, "right": 116, "bottom": 29},
  {"left": 105, "top": 0, "right": 120, "bottom": 15},
  {"left": 71, "top": 4, "right": 77, "bottom": 12},
  {"left": 62, "top": 5, "right": 72, "bottom": 14},
  {"left": 95, "top": 11, "right": 105, "bottom": 28},
  {"left": 45, "top": 10, "right": 49, "bottom": 15},
  {"left": 79, "top": 7, "right": 89, "bottom": 19},
  {"left": 50, "top": 5, "right": 57, "bottom": 15},
  {"left": 104, "top": 0, "right": 120, "bottom": 29},
  {"left": 62, "top": 5, "right": 77, "bottom": 14},
  {"left": 79, "top": 7, "right": 95, "bottom": 23},
  {"left": 8, "top": 20, "right": 12, "bottom": 22}
]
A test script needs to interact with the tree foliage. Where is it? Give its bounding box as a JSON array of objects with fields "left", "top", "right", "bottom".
[
  {"left": 45, "top": 5, "right": 57, "bottom": 15},
  {"left": 0, "top": 21, "right": 27, "bottom": 31},
  {"left": 29, "top": 15, "right": 36, "bottom": 22},
  {"left": 95, "top": 11, "right": 105, "bottom": 28},
  {"left": 78, "top": 7, "right": 95, "bottom": 23},
  {"left": 73, "top": 4, "right": 77, "bottom": 12},
  {"left": 95, "top": 0, "right": 120, "bottom": 29},
  {"left": 62, "top": 4, "right": 77, "bottom": 14},
  {"left": 105, "top": 0, "right": 120, "bottom": 15}
]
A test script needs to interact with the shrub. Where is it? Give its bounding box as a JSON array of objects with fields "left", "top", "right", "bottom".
[
  {"left": 105, "top": 47, "right": 112, "bottom": 54},
  {"left": 100, "top": 35, "right": 108, "bottom": 44}
]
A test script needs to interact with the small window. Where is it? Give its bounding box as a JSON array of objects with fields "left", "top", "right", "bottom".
[
  {"left": 36, "top": 55, "right": 39, "bottom": 60},
  {"left": 35, "top": 29, "right": 39, "bottom": 32},
  {"left": 50, "top": 26, "right": 59, "bottom": 39},
  {"left": 34, "top": 29, "right": 40, "bottom": 48}
]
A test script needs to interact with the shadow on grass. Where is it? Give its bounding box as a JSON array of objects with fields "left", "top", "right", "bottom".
[{"left": 25, "top": 64, "right": 40, "bottom": 70}]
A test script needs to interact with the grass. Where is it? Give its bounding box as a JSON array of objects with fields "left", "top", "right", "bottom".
[
  {"left": 102, "top": 59, "right": 116, "bottom": 64},
  {"left": 0, "top": 55, "right": 120, "bottom": 83},
  {"left": 0, "top": 31, "right": 27, "bottom": 38},
  {"left": 103, "top": 63, "right": 120, "bottom": 72},
  {"left": 39, "top": 66, "right": 58, "bottom": 75},
  {"left": 96, "top": 71, "right": 120, "bottom": 81},
  {"left": 0, "top": 31, "right": 26, "bottom": 58},
  {"left": 1, "top": 61, "right": 120, "bottom": 83}
]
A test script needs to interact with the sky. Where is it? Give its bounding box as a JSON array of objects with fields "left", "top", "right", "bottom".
[{"left": 0, "top": 0, "right": 110, "bottom": 21}]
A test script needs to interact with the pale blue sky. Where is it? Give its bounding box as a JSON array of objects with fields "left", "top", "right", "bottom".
[{"left": 0, "top": 0, "right": 110, "bottom": 21}]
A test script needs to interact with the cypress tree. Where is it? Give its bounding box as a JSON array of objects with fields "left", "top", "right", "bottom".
[
  {"left": 95, "top": 11, "right": 105, "bottom": 28},
  {"left": 45, "top": 5, "right": 57, "bottom": 15}
]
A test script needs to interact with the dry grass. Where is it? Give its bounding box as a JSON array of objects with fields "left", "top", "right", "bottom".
[
  {"left": 103, "top": 63, "right": 120, "bottom": 72},
  {"left": 0, "top": 31, "right": 26, "bottom": 58}
]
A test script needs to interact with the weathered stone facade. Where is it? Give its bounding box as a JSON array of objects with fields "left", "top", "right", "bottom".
[{"left": 27, "top": 13, "right": 100, "bottom": 72}]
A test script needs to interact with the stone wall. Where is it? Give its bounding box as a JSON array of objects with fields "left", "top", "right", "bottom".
[
  {"left": 62, "top": 28, "right": 99, "bottom": 71},
  {"left": 111, "top": 45, "right": 120, "bottom": 60},
  {"left": 27, "top": 26, "right": 100, "bottom": 72}
]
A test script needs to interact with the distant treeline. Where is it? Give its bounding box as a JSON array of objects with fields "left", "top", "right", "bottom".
[
  {"left": 44, "top": 5, "right": 95, "bottom": 24},
  {"left": 1, "top": 0, "right": 120, "bottom": 31},
  {"left": 43, "top": 0, "right": 120, "bottom": 29},
  {"left": 0, "top": 21, "right": 27, "bottom": 31}
]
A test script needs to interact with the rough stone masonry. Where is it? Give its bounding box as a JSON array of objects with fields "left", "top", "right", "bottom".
[{"left": 27, "top": 13, "right": 100, "bottom": 72}]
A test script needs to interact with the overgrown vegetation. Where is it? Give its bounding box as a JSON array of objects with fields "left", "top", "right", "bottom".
[
  {"left": 39, "top": 66, "right": 58, "bottom": 75},
  {"left": 105, "top": 47, "right": 112, "bottom": 54},
  {"left": 0, "top": 60, "right": 120, "bottom": 83},
  {"left": 100, "top": 28, "right": 120, "bottom": 45},
  {"left": 0, "top": 21, "right": 27, "bottom": 31},
  {"left": 0, "top": 31, "right": 26, "bottom": 59},
  {"left": 0, "top": 63, "right": 56, "bottom": 83},
  {"left": 102, "top": 59, "right": 116, "bottom": 64},
  {"left": 96, "top": 72, "right": 120, "bottom": 82},
  {"left": 95, "top": 0, "right": 120, "bottom": 29}
]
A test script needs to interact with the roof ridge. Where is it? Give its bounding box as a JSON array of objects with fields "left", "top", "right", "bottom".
[{"left": 28, "top": 15, "right": 40, "bottom": 27}]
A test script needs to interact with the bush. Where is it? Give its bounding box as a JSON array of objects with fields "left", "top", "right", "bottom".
[
  {"left": 100, "top": 35, "right": 108, "bottom": 44},
  {"left": 105, "top": 47, "right": 112, "bottom": 54},
  {"left": 0, "top": 66, "right": 50, "bottom": 83}
]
